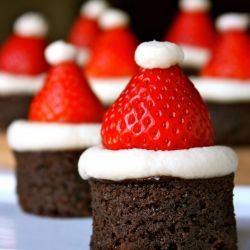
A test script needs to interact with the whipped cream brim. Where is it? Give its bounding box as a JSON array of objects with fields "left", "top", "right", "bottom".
[
  {"left": 78, "top": 145, "right": 238, "bottom": 181},
  {"left": 0, "top": 72, "right": 45, "bottom": 96},
  {"left": 181, "top": 45, "right": 211, "bottom": 69},
  {"left": 87, "top": 76, "right": 131, "bottom": 105},
  {"left": 7, "top": 120, "right": 101, "bottom": 151},
  {"left": 192, "top": 77, "right": 250, "bottom": 103}
]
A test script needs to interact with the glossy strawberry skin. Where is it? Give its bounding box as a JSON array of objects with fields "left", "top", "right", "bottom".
[
  {"left": 102, "top": 66, "right": 214, "bottom": 150},
  {"left": 68, "top": 17, "right": 101, "bottom": 49},
  {"left": 29, "top": 62, "right": 104, "bottom": 123},
  {"left": 201, "top": 31, "right": 250, "bottom": 79},
  {"left": 166, "top": 11, "right": 216, "bottom": 48},
  {"left": 85, "top": 27, "right": 138, "bottom": 77},
  {"left": 0, "top": 35, "right": 48, "bottom": 75}
]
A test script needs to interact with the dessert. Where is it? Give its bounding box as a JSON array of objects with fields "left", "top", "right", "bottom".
[
  {"left": 164, "top": 0, "right": 216, "bottom": 75},
  {"left": 85, "top": 8, "right": 138, "bottom": 106},
  {"left": 79, "top": 41, "right": 238, "bottom": 249},
  {"left": 193, "top": 13, "right": 250, "bottom": 145},
  {"left": 0, "top": 12, "right": 49, "bottom": 129},
  {"left": 68, "top": 0, "right": 108, "bottom": 65},
  {"left": 7, "top": 41, "right": 104, "bottom": 217}
]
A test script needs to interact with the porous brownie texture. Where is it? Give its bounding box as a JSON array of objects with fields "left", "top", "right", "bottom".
[
  {"left": 0, "top": 95, "right": 32, "bottom": 130},
  {"left": 90, "top": 175, "right": 237, "bottom": 250},
  {"left": 15, "top": 150, "right": 91, "bottom": 217},
  {"left": 207, "top": 102, "right": 250, "bottom": 145}
]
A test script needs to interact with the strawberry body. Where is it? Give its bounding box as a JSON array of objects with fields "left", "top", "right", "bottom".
[
  {"left": 85, "top": 27, "right": 138, "bottom": 77},
  {"left": 102, "top": 66, "right": 214, "bottom": 150},
  {"left": 68, "top": 17, "right": 101, "bottom": 49},
  {"left": 201, "top": 31, "right": 250, "bottom": 79},
  {"left": 0, "top": 35, "right": 48, "bottom": 75},
  {"left": 29, "top": 62, "right": 104, "bottom": 123},
  {"left": 166, "top": 11, "right": 216, "bottom": 49}
]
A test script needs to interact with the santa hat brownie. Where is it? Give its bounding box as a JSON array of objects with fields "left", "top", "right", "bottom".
[
  {"left": 0, "top": 12, "right": 49, "bottom": 129},
  {"left": 68, "top": 0, "right": 108, "bottom": 65},
  {"left": 101, "top": 41, "right": 214, "bottom": 151},
  {"left": 201, "top": 13, "right": 250, "bottom": 79},
  {"left": 29, "top": 40, "right": 104, "bottom": 123},
  {"left": 85, "top": 8, "right": 138, "bottom": 106},
  {"left": 7, "top": 41, "right": 104, "bottom": 217},
  {"left": 164, "top": 0, "right": 216, "bottom": 73},
  {"left": 0, "top": 12, "right": 48, "bottom": 76}
]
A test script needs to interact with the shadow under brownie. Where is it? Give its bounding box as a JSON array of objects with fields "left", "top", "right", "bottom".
[
  {"left": 90, "top": 175, "right": 237, "bottom": 250},
  {"left": 15, "top": 149, "right": 91, "bottom": 217}
]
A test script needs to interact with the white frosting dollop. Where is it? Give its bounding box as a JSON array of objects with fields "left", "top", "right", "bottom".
[
  {"left": 7, "top": 120, "right": 101, "bottom": 151},
  {"left": 87, "top": 76, "right": 130, "bottom": 105},
  {"left": 0, "top": 72, "right": 45, "bottom": 96},
  {"left": 179, "top": 0, "right": 211, "bottom": 12},
  {"left": 76, "top": 47, "right": 91, "bottom": 66},
  {"left": 192, "top": 77, "right": 250, "bottom": 103},
  {"left": 45, "top": 40, "right": 77, "bottom": 65},
  {"left": 80, "top": 0, "right": 108, "bottom": 19},
  {"left": 135, "top": 41, "right": 184, "bottom": 69},
  {"left": 14, "top": 12, "right": 48, "bottom": 38},
  {"left": 99, "top": 8, "right": 129, "bottom": 30},
  {"left": 78, "top": 145, "right": 238, "bottom": 180},
  {"left": 216, "top": 13, "right": 249, "bottom": 32},
  {"left": 181, "top": 45, "right": 211, "bottom": 68}
]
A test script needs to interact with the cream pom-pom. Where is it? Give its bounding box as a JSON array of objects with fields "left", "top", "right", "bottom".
[{"left": 14, "top": 12, "right": 48, "bottom": 38}]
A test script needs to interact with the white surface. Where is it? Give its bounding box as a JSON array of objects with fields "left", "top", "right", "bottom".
[
  {"left": 7, "top": 120, "right": 101, "bottom": 151},
  {"left": 0, "top": 72, "right": 45, "bottom": 96},
  {"left": 192, "top": 77, "right": 250, "bottom": 103},
  {"left": 45, "top": 41, "right": 78, "bottom": 65},
  {"left": 0, "top": 170, "right": 249, "bottom": 250},
  {"left": 88, "top": 76, "right": 130, "bottom": 105},
  {"left": 76, "top": 47, "right": 91, "bottom": 66},
  {"left": 181, "top": 45, "right": 211, "bottom": 68},
  {"left": 14, "top": 12, "right": 48, "bottom": 38},
  {"left": 179, "top": 0, "right": 211, "bottom": 12},
  {"left": 216, "top": 13, "right": 249, "bottom": 32},
  {"left": 99, "top": 8, "right": 129, "bottom": 29},
  {"left": 78, "top": 146, "right": 238, "bottom": 181},
  {"left": 135, "top": 41, "right": 184, "bottom": 69},
  {"left": 80, "top": 0, "right": 108, "bottom": 18}
]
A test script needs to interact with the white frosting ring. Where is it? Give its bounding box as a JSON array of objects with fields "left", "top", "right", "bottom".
[
  {"left": 192, "top": 77, "right": 250, "bottom": 103},
  {"left": 14, "top": 12, "right": 48, "bottom": 38},
  {"left": 45, "top": 40, "right": 77, "bottom": 65},
  {"left": 135, "top": 41, "right": 184, "bottom": 69},
  {"left": 80, "top": 0, "right": 108, "bottom": 19},
  {"left": 99, "top": 8, "right": 129, "bottom": 29},
  {"left": 179, "top": 0, "right": 211, "bottom": 12},
  {"left": 78, "top": 145, "right": 238, "bottom": 180},
  {"left": 181, "top": 45, "right": 211, "bottom": 68},
  {"left": 0, "top": 72, "right": 45, "bottom": 96},
  {"left": 216, "top": 13, "right": 249, "bottom": 32},
  {"left": 7, "top": 120, "right": 101, "bottom": 151},
  {"left": 87, "top": 76, "right": 130, "bottom": 105}
]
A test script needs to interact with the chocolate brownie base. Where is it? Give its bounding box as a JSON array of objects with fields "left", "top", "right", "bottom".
[
  {"left": 14, "top": 150, "right": 91, "bottom": 217},
  {"left": 90, "top": 175, "right": 237, "bottom": 250},
  {"left": 0, "top": 95, "right": 33, "bottom": 130},
  {"left": 183, "top": 66, "right": 199, "bottom": 76},
  {"left": 207, "top": 102, "right": 250, "bottom": 145}
]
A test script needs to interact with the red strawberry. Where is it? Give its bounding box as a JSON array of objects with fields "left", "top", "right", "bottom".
[
  {"left": 201, "top": 30, "right": 250, "bottom": 79},
  {"left": 101, "top": 65, "right": 214, "bottom": 150},
  {"left": 0, "top": 35, "right": 48, "bottom": 75},
  {"left": 68, "top": 17, "right": 101, "bottom": 50},
  {"left": 29, "top": 62, "right": 104, "bottom": 123},
  {"left": 85, "top": 27, "right": 138, "bottom": 77},
  {"left": 165, "top": 11, "right": 216, "bottom": 49}
]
